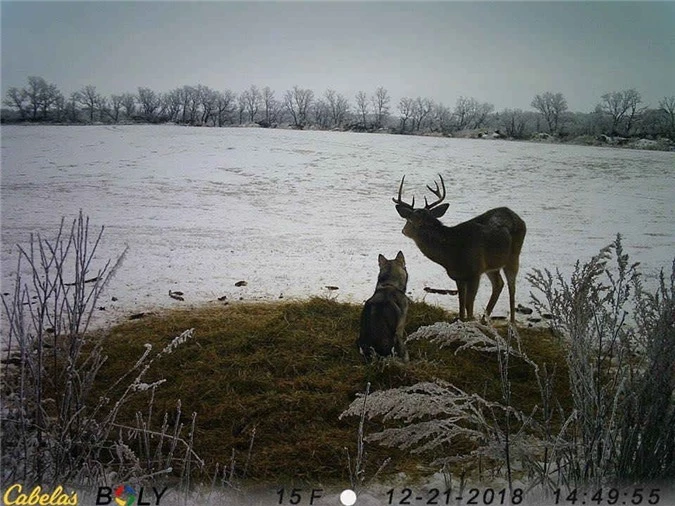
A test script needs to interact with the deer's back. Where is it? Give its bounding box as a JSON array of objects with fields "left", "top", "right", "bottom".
[{"left": 440, "top": 207, "right": 526, "bottom": 278}]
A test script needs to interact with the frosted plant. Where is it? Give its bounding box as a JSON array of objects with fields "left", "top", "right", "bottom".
[
  {"left": 407, "top": 319, "right": 538, "bottom": 371},
  {"left": 1, "top": 212, "right": 202, "bottom": 490},
  {"left": 341, "top": 320, "right": 542, "bottom": 491}
]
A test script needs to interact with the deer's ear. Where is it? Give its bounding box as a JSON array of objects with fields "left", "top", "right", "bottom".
[
  {"left": 395, "top": 205, "right": 413, "bottom": 219},
  {"left": 430, "top": 203, "right": 449, "bottom": 218}
]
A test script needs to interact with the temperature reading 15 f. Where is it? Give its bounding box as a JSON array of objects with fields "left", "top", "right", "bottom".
[{"left": 277, "top": 488, "right": 324, "bottom": 505}]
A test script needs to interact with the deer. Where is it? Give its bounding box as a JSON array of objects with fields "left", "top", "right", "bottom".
[{"left": 393, "top": 174, "right": 526, "bottom": 323}]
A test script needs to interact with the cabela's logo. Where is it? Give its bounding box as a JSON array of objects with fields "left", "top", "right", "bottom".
[{"left": 2, "top": 484, "right": 78, "bottom": 505}]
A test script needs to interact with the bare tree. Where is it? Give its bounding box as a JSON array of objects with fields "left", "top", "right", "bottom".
[
  {"left": 4, "top": 87, "right": 28, "bottom": 120},
  {"left": 355, "top": 91, "right": 369, "bottom": 128},
  {"left": 120, "top": 93, "right": 136, "bottom": 119},
  {"left": 106, "top": 94, "right": 124, "bottom": 123},
  {"left": 412, "top": 97, "right": 433, "bottom": 131},
  {"left": 261, "top": 86, "right": 279, "bottom": 126},
  {"left": 137, "top": 87, "right": 160, "bottom": 122},
  {"left": 324, "top": 89, "right": 349, "bottom": 128},
  {"left": 312, "top": 98, "right": 331, "bottom": 129},
  {"left": 241, "top": 85, "right": 261, "bottom": 123},
  {"left": 25, "top": 76, "right": 48, "bottom": 120},
  {"left": 237, "top": 93, "right": 247, "bottom": 124},
  {"left": 531, "top": 91, "right": 568, "bottom": 134},
  {"left": 599, "top": 89, "right": 643, "bottom": 136},
  {"left": 160, "top": 88, "right": 182, "bottom": 122},
  {"left": 658, "top": 96, "right": 675, "bottom": 140},
  {"left": 74, "top": 85, "right": 102, "bottom": 123},
  {"left": 66, "top": 93, "right": 80, "bottom": 122},
  {"left": 453, "top": 96, "right": 495, "bottom": 131},
  {"left": 284, "top": 86, "right": 314, "bottom": 128},
  {"left": 39, "top": 83, "right": 62, "bottom": 121},
  {"left": 371, "top": 86, "right": 390, "bottom": 129},
  {"left": 398, "top": 97, "right": 414, "bottom": 132},
  {"left": 431, "top": 102, "right": 452, "bottom": 134},
  {"left": 15, "top": 76, "right": 62, "bottom": 121},
  {"left": 500, "top": 109, "right": 528, "bottom": 139},
  {"left": 197, "top": 85, "right": 217, "bottom": 125},
  {"left": 215, "top": 89, "right": 237, "bottom": 127}
]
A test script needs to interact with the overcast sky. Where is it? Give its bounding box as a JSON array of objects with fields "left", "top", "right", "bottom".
[{"left": 2, "top": 1, "right": 674, "bottom": 112}]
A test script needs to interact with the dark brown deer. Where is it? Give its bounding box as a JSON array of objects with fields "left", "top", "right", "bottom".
[{"left": 393, "top": 175, "right": 526, "bottom": 323}]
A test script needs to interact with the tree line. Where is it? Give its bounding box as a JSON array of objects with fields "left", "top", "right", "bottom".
[{"left": 3, "top": 76, "right": 674, "bottom": 142}]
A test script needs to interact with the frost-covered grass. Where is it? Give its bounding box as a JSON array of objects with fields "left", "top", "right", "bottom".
[{"left": 92, "top": 296, "right": 564, "bottom": 486}]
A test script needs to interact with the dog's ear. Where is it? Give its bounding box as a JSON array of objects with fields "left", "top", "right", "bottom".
[
  {"left": 378, "top": 254, "right": 387, "bottom": 268},
  {"left": 395, "top": 251, "right": 405, "bottom": 266}
]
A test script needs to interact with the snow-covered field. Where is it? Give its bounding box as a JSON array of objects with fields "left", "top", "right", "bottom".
[{"left": 1, "top": 125, "right": 674, "bottom": 328}]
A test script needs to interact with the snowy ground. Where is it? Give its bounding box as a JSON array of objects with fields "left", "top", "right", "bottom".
[{"left": 1, "top": 125, "right": 674, "bottom": 329}]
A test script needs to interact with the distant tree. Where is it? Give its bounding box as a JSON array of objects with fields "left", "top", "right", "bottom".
[
  {"left": 215, "top": 89, "right": 236, "bottom": 127},
  {"left": 398, "top": 97, "right": 414, "bottom": 132},
  {"left": 66, "top": 93, "right": 80, "bottom": 122},
  {"left": 237, "top": 93, "right": 247, "bottom": 124},
  {"left": 355, "top": 91, "right": 369, "bottom": 128},
  {"left": 137, "top": 87, "right": 160, "bottom": 122},
  {"left": 3, "top": 87, "right": 28, "bottom": 120},
  {"left": 324, "top": 89, "right": 349, "bottom": 128},
  {"left": 371, "top": 86, "right": 390, "bottom": 129},
  {"left": 161, "top": 88, "right": 182, "bottom": 122},
  {"left": 74, "top": 84, "right": 103, "bottom": 122},
  {"left": 453, "top": 96, "right": 474, "bottom": 130},
  {"left": 17, "top": 76, "right": 62, "bottom": 121},
  {"left": 52, "top": 93, "right": 66, "bottom": 122},
  {"left": 106, "top": 94, "right": 124, "bottom": 123},
  {"left": 241, "top": 85, "right": 261, "bottom": 123},
  {"left": 39, "top": 83, "right": 62, "bottom": 121},
  {"left": 120, "top": 93, "right": 136, "bottom": 119},
  {"left": 452, "top": 96, "right": 493, "bottom": 131},
  {"left": 431, "top": 102, "right": 452, "bottom": 134},
  {"left": 658, "top": 96, "right": 675, "bottom": 140},
  {"left": 500, "top": 108, "right": 528, "bottom": 139},
  {"left": 284, "top": 86, "right": 314, "bottom": 128},
  {"left": 25, "top": 76, "right": 47, "bottom": 120},
  {"left": 598, "top": 88, "right": 643, "bottom": 136},
  {"left": 312, "top": 98, "right": 331, "bottom": 129},
  {"left": 261, "top": 86, "right": 279, "bottom": 126},
  {"left": 198, "top": 85, "right": 217, "bottom": 125},
  {"left": 531, "top": 91, "right": 568, "bottom": 134},
  {"left": 412, "top": 97, "right": 433, "bottom": 131}
]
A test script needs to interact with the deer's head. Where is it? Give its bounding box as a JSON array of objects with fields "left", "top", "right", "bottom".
[{"left": 393, "top": 175, "right": 449, "bottom": 238}]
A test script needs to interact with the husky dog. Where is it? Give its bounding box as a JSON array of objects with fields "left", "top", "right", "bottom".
[{"left": 358, "top": 251, "right": 410, "bottom": 362}]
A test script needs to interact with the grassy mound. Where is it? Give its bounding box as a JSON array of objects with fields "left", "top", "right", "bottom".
[{"left": 97, "top": 297, "right": 567, "bottom": 485}]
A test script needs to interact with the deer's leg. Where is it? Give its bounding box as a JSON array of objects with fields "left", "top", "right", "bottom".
[
  {"left": 464, "top": 276, "right": 481, "bottom": 321},
  {"left": 504, "top": 262, "right": 519, "bottom": 323},
  {"left": 485, "top": 270, "right": 505, "bottom": 318},
  {"left": 455, "top": 279, "right": 467, "bottom": 320}
]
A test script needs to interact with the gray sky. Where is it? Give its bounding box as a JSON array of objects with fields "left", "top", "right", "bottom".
[{"left": 2, "top": 1, "right": 674, "bottom": 112}]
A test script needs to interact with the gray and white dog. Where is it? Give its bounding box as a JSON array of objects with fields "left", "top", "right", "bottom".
[{"left": 357, "top": 251, "right": 410, "bottom": 362}]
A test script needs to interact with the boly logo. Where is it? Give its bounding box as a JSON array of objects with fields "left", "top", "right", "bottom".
[
  {"left": 114, "top": 485, "right": 136, "bottom": 506},
  {"left": 2, "top": 484, "right": 78, "bottom": 505},
  {"left": 95, "top": 486, "right": 167, "bottom": 506}
]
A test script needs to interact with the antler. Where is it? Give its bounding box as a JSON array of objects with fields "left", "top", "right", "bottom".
[
  {"left": 424, "top": 174, "right": 446, "bottom": 209},
  {"left": 392, "top": 175, "right": 415, "bottom": 209}
]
